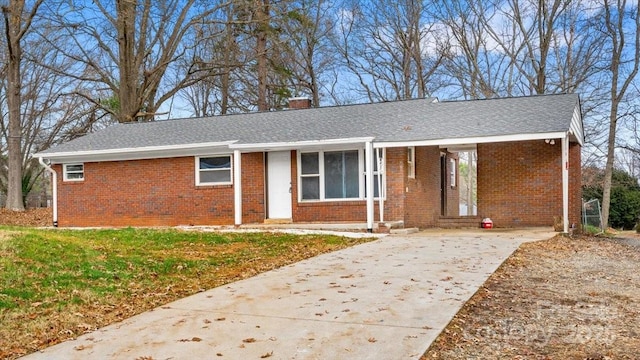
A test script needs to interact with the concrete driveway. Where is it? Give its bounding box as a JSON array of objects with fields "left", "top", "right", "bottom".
[{"left": 22, "top": 228, "right": 555, "bottom": 360}]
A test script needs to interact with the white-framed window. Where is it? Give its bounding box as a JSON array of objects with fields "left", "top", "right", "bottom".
[
  {"left": 300, "top": 152, "right": 321, "bottom": 200},
  {"left": 196, "top": 155, "right": 232, "bottom": 186},
  {"left": 407, "top": 146, "right": 416, "bottom": 179},
  {"left": 63, "top": 163, "right": 84, "bottom": 181},
  {"left": 298, "top": 149, "right": 384, "bottom": 201},
  {"left": 450, "top": 158, "right": 456, "bottom": 188}
]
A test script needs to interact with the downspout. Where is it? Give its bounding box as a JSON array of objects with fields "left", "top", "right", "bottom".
[{"left": 38, "top": 157, "right": 58, "bottom": 227}]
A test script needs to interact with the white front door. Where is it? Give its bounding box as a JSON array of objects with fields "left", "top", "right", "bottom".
[{"left": 267, "top": 151, "right": 292, "bottom": 219}]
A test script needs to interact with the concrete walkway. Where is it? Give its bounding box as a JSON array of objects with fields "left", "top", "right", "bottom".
[{"left": 23, "top": 228, "right": 555, "bottom": 360}]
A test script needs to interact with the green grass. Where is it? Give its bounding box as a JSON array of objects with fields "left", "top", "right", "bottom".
[{"left": 0, "top": 227, "right": 374, "bottom": 359}]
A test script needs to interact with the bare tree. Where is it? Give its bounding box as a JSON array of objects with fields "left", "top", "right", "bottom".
[
  {"left": 432, "top": 0, "right": 508, "bottom": 98},
  {"left": 0, "top": 22, "right": 105, "bottom": 204},
  {"left": 1, "top": 0, "right": 43, "bottom": 210},
  {"left": 276, "top": 0, "right": 337, "bottom": 106},
  {"left": 177, "top": 0, "right": 296, "bottom": 115},
  {"left": 435, "top": 0, "right": 603, "bottom": 99},
  {"left": 45, "top": 0, "right": 222, "bottom": 123},
  {"left": 599, "top": 0, "right": 640, "bottom": 229},
  {"left": 335, "top": 0, "right": 445, "bottom": 102}
]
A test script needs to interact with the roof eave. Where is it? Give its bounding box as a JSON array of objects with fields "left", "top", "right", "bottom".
[
  {"left": 229, "top": 137, "right": 376, "bottom": 152},
  {"left": 373, "top": 131, "right": 571, "bottom": 148},
  {"left": 34, "top": 141, "right": 237, "bottom": 164}
]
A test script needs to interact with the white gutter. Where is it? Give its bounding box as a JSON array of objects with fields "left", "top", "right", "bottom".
[
  {"left": 38, "top": 157, "right": 58, "bottom": 227},
  {"left": 33, "top": 141, "right": 238, "bottom": 164}
]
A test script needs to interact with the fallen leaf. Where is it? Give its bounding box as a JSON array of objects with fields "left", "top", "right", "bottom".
[
  {"left": 242, "top": 338, "right": 256, "bottom": 343},
  {"left": 368, "top": 337, "right": 377, "bottom": 343},
  {"left": 260, "top": 351, "right": 273, "bottom": 358}
]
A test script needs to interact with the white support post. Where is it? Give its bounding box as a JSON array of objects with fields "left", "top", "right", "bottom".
[
  {"left": 233, "top": 150, "right": 242, "bottom": 226},
  {"left": 376, "top": 148, "right": 384, "bottom": 223},
  {"left": 561, "top": 135, "right": 569, "bottom": 233},
  {"left": 365, "top": 141, "right": 374, "bottom": 232}
]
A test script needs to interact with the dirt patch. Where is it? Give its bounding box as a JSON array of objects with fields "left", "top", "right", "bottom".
[
  {"left": 423, "top": 234, "right": 640, "bottom": 359},
  {"left": 0, "top": 208, "right": 52, "bottom": 227}
]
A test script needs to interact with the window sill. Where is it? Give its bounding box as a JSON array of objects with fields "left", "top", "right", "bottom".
[
  {"left": 298, "top": 198, "right": 385, "bottom": 206},
  {"left": 195, "top": 184, "right": 233, "bottom": 189}
]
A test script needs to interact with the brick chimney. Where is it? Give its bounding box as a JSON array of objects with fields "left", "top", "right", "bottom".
[{"left": 288, "top": 97, "right": 312, "bottom": 109}]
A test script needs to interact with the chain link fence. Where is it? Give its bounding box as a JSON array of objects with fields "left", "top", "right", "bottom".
[{"left": 582, "top": 198, "right": 604, "bottom": 233}]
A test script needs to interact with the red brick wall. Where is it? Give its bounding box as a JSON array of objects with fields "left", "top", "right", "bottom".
[
  {"left": 477, "top": 140, "right": 581, "bottom": 227},
  {"left": 55, "top": 153, "right": 265, "bottom": 227},
  {"left": 241, "top": 153, "right": 266, "bottom": 223},
  {"left": 383, "top": 148, "right": 407, "bottom": 223},
  {"left": 405, "top": 146, "right": 441, "bottom": 227},
  {"left": 53, "top": 141, "right": 579, "bottom": 229}
]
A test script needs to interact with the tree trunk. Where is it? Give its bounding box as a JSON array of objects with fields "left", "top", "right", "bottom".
[
  {"left": 255, "top": 0, "right": 269, "bottom": 111},
  {"left": 601, "top": 0, "right": 640, "bottom": 229},
  {"left": 117, "top": 0, "right": 139, "bottom": 122},
  {"left": 3, "top": 1, "right": 26, "bottom": 211},
  {"left": 221, "top": 4, "right": 233, "bottom": 115},
  {"left": 601, "top": 106, "right": 618, "bottom": 229}
]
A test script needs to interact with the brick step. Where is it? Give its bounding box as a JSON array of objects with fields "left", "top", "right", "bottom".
[{"left": 437, "top": 216, "right": 482, "bottom": 229}]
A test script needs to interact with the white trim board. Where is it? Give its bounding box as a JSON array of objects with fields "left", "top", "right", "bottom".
[{"left": 374, "top": 131, "right": 569, "bottom": 148}]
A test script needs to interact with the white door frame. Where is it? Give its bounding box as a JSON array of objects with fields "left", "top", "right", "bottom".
[{"left": 267, "top": 151, "right": 293, "bottom": 219}]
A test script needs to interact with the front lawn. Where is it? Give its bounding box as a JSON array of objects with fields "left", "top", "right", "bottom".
[{"left": 0, "top": 227, "right": 373, "bottom": 359}]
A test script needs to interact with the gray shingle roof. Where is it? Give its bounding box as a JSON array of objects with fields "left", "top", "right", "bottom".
[{"left": 37, "top": 93, "right": 580, "bottom": 155}]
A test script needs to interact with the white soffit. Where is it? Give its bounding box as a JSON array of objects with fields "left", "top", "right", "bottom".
[
  {"left": 36, "top": 141, "right": 237, "bottom": 164},
  {"left": 374, "top": 131, "right": 569, "bottom": 148},
  {"left": 229, "top": 137, "right": 376, "bottom": 152}
]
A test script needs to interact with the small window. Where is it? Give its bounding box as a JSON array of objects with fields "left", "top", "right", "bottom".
[
  {"left": 300, "top": 152, "right": 320, "bottom": 200},
  {"left": 407, "top": 147, "right": 415, "bottom": 179},
  {"left": 63, "top": 163, "right": 84, "bottom": 181},
  {"left": 196, "top": 156, "right": 232, "bottom": 185}
]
